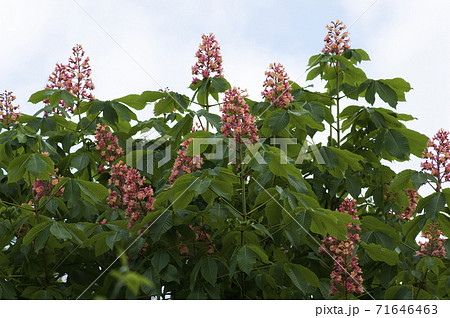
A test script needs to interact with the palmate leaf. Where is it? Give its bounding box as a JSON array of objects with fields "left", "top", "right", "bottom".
[
  {"left": 23, "top": 221, "right": 52, "bottom": 246},
  {"left": 384, "top": 129, "right": 410, "bottom": 160},
  {"left": 236, "top": 245, "right": 256, "bottom": 275},
  {"left": 149, "top": 211, "right": 173, "bottom": 241},
  {"left": 360, "top": 242, "right": 399, "bottom": 266},
  {"left": 50, "top": 222, "right": 72, "bottom": 241},
  {"left": 201, "top": 257, "right": 218, "bottom": 285}
]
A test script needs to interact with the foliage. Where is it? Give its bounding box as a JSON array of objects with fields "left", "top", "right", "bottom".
[{"left": 0, "top": 27, "right": 449, "bottom": 300}]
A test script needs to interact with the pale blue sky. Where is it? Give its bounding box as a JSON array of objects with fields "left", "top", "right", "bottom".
[{"left": 1, "top": 0, "right": 449, "bottom": 192}]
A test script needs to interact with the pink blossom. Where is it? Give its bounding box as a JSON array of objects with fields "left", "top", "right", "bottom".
[
  {"left": 107, "top": 161, "right": 155, "bottom": 229},
  {"left": 0, "top": 91, "right": 21, "bottom": 127},
  {"left": 95, "top": 123, "right": 123, "bottom": 172},
  {"left": 32, "top": 169, "right": 64, "bottom": 202},
  {"left": 262, "top": 63, "right": 294, "bottom": 109},
  {"left": 319, "top": 198, "right": 364, "bottom": 297},
  {"left": 322, "top": 20, "right": 350, "bottom": 55},
  {"left": 397, "top": 189, "right": 418, "bottom": 220},
  {"left": 191, "top": 33, "right": 223, "bottom": 85},
  {"left": 220, "top": 87, "right": 259, "bottom": 145},
  {"left": 169, "top": 134, "right": 204, "bottom": 185},
  {"left": 416, "top": 221, "right": 446, "bottom": 258},
  {"left": 421, "top": 129, "right": 450, "bottom": 191},
  {"left": 45, "top": 44, "right": 95, "bottom": 115}
]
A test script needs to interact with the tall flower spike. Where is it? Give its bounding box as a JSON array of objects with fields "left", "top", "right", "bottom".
[
  {"left": 0, "top": 91, "right": 21, "bottom": 128},
  {"left": 322, "top": 20, "right": 350, "bottom": 55},
  {"left": 95, "top": 123, "right": 123, "bottom": 172},
  {"left": 398, "top": 189, "right": 418, "bottom": 220},
  {"left": 416, "top": 221, "right": 446, "bottom": 258},
  {"left": 45, "top": 44, "right": 95, "bottom": 115},
  {"left": 220, "top": 87, "right": 259, "bottom": 145},
  {"left": 191, "top": 33, "right": 223, "bottom": 85},
  {"left": 169, "top": 129, "right": 204, "bottom": 185},
  {"left": 107, "top": 161, "right": 155, "bottom": 229},
  {"left": 421, "top": 129, "right": 450, "bottom": 191},
  {"left": 319, "top": 198, "right": 364, "bottom": 297},
  {"left": 262, "top": 63, "right": 294, "bottom": 109}
]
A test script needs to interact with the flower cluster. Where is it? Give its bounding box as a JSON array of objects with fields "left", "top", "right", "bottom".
[
  {"left": 220, "top": 87, "right": 259, "bottom": 145},
  {"left": 106, "top": 161, "right": 155, "bottom": 229},
  {"left": 397, "top": 189, "right": 419, "bottom": 220},
  {"left": 179, "top": 224, "right": 214, "bottom": 258},
  {"left": 322, "top": 20, "right": 350, "bottom": 55},
  {"left": 191, "top": 33, "right": 223, "bottom": 85},
  {"left": 45, "top": 44, "right": 95, "bottom": 115},
  {"left": 320, "top": 198, "right": 364, "bottom": 296},
  {"left": 421, "top": 129, "right": 450, "bottom": 191},
  {"left": 32, "top": 168, "right": 64, "bottom": 203},
  {"left": 169, "top": 136, "right": 204, "bottom": 184},
  {"left": 95, "top": 123, "right": 123, "bottom": 172},
  {"left": 416, "top": 221, "right": 446, "bottom": 258},
  {"left": 262, "top": 63, "right": 294, "bottom": 109},
  {"left": 0, "top": 91, "right": 21, "bottom": 127}
]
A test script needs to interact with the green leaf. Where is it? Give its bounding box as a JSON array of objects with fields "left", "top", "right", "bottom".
[
  {"left": 402, "top": 214, "right": 426, "bottom": 242},
  {"left": 149, "top": 211, "right": 173, "bottom": 241},
  {"left": 7, "top": 153, "right": 31, "bottom": 183},
  {"left": 375, "top": 80, "right": 398, "bottom": 108},
  {"left": 251, "top": 223, "right": 274, "bottom": 241},
  {"left": 106, "top": 231, "right": 121, "bottom": 250},
  {"left": 390, "top": 169, "right": 414, "bottom": 192},
  {"left": 63, "top": 179, "right": 80, "bottom": 204},
  {"left": 345, "top": 176, "right": 361, "bottom": 198},
  {"left": 318, "top": 146, "right": 339, "bottom": 170},
  {"left": 160, "top": 264, "right": 180, "bottom": 284},
  {"left": 95, "top": 234, "right": 110, "bottom": 257},
  {"left": 196, "top": 110, "right": 222, "bottom": 131},
  {"left": 424, "top": 192, "right": 446, "bottom": 219},
  {"left": 28, "top": 89, "right": 53, "bottom": 104},
  {"left": 285, "top": 264, "right": 307, "bottom": 294},
  {"left": 287, "top": 175, "right": 309, "bottom": 194},
  {"left": 247, "top": 244, "right": 270, "bottom": 264},
  {"left": 237, "top": 245, "right": 256, "bottom": 275},
  {"left": 364, "top": 80, "right": 375, "bottom": 105},
  {"left": 394, "top": 128, "right": 428, "bottom": 158},
  {"left": 361, "top": 216, "right": 400, "bottom": 243},
  {"left": 384, "top": 129, "right": 410, "bottom": 160},
  {"left": 0, "top": 280, "right": 17, "bottom": 299},
  {"left": 114, "top": 94, "right": 146, "bottom": 110},
  {"left": 34, "top": 226, "right": 50, "bottom": 252},
  {"left": 210, "top": 77, "right": 230, "bottom": 92},
  {"left": 360, "top": 242, "right": 399, "bottom": 265},
  {"left": 172, "top": 190, "right": 195, "bottom": 210},
  {"left": 50, "top": 222, "right": 72, "bottom": 241},
  {"left": 268, "top": 110, "right": 290, "bottom": 134},
  {"left": 379, "top": 78, "right": 411, "bottom": 102},
  {"left": 23, "top": 221, "right": 52, "bottom": 246},
  {"left": 71, "top": 153, "right": 90, "bottom": 171},
  {"left": 309, "top": 209, "right": 355, "bottom": 240},
  {"left": 26, "top": 154, "right": 53, "bottom": 178},
  {"left": 201, "top": 258, "right": 218, "bottom": 285},
  {"left": 139, "top": 90, "right": 167, "bottom": 103},
  {"left": 151, "top": 250, "right": 170, "bottom": 272},
  {"left": 77, "top": 180, "right": 109, "bottom": 201},
  {"left": 411, "top": 171, "right": 437, "bottom": 189},
  {"left": 103, "top": 102, "right": 118, "bottom": 124}
]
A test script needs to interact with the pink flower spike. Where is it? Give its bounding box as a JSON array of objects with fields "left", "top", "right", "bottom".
[
  {"left": 0, "top": 91, "right": 22, "bottom": 127},
  {"left": 262, "top": 63, "right": 294, "bottom": 109},
  {"left": 322, "top": 20, "right": 351, "bottom": 55},
  {"left": 191, "top": 33, "right": 224, "bottom": 85},
  {"left": 44, "top": 44, "right": 95, "bottom": 116}
]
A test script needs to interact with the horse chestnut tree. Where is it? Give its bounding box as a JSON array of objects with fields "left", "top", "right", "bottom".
[{"left": 0, "top": 22, "right": 448, "bottom": 300}]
